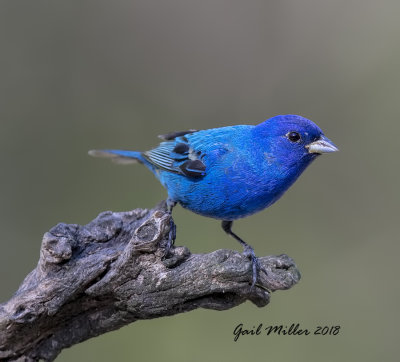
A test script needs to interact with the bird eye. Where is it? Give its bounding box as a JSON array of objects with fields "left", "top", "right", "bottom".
[{"left": 287, "top": 131, "right": 301, "bottom": 143}]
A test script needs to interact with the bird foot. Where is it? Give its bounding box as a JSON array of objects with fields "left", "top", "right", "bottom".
[
  {"left": 242, "top": 246, "right": 270, "bottom": 291},
  {"left": 162, "top": 216, "right": 176, "bottom": 259},
  {"left": 243, "top": 246, "right": 261, "bottom": 290}
]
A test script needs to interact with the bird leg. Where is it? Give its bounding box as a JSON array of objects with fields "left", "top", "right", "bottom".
[
  {"left": 163, "top": 198, "right": 177, "bottom": 257},
  {"left": 221, "top": 220, "right": 263, "bottom": 289}
]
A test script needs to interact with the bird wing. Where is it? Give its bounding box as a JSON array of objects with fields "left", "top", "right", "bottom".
[{"left": 143, "top": 130, "right": 206, "bottom": 178}]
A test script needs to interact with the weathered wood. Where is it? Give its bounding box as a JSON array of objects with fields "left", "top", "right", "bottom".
[{"left": 0, "top": 202, "right": 300, "bottom": 361}]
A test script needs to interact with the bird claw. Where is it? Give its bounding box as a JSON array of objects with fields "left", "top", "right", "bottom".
[
  {"left": 163, "top": 217, "right": 176, "bottom": 259},
  {"left": 243, "top": 246, "right": 261, "bottom": 290}
]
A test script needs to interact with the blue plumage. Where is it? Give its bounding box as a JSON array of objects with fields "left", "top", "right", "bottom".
[{"left": 90, "top": 114, "right": 338, "bottom": 287}]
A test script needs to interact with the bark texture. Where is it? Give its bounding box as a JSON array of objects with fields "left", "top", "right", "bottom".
[{"left": 0, "top": 202, "right": 301, "bottom": 361}]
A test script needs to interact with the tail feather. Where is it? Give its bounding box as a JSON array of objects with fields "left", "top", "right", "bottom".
[{"left": 88, "top": 149, "right": 143, "bottom": 165}]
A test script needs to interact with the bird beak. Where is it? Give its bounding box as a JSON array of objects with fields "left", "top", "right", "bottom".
[{"left": 306, "top": 135, "right": 339, "bottom": 154}]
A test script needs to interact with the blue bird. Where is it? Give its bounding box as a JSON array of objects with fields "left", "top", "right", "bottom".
[{"left": 89, "top": 114, "right": 338, "bottom": 288}]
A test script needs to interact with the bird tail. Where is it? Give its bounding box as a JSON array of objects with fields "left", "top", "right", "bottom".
[{"left": 88, "top": 149, "right": 144, "bottom": 165}]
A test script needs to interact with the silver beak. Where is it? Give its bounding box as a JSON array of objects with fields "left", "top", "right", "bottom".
[{"left": 306, "top": 135, "right": 339, "bottom": 154}]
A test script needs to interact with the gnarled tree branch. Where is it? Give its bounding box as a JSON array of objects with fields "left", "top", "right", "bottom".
[{"left": 0, "top": 202, "right": 300, "bottom": 361}]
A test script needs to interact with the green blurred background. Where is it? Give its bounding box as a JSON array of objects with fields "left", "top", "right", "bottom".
[{"left": 1, "top": 1, "right": 399, "bottom": 361}]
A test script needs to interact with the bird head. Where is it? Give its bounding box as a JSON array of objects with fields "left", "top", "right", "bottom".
[{"left": 255, "top": 114, "right": 338, "bottom": 171}]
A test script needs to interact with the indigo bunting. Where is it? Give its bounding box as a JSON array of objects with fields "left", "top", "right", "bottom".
[{"left": 90, "top": 114, "right": 338, "bottom": 287}]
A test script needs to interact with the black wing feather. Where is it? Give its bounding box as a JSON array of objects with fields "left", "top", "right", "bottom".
[
  {"left": 158, "top": 129, "right": 198, "bottom": 141},
  {"left": 143, "top": 136, "right": 206, "bottom": 178},
  {"left": 179, "top": 160, "right": 206, "bottom": 177}
]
